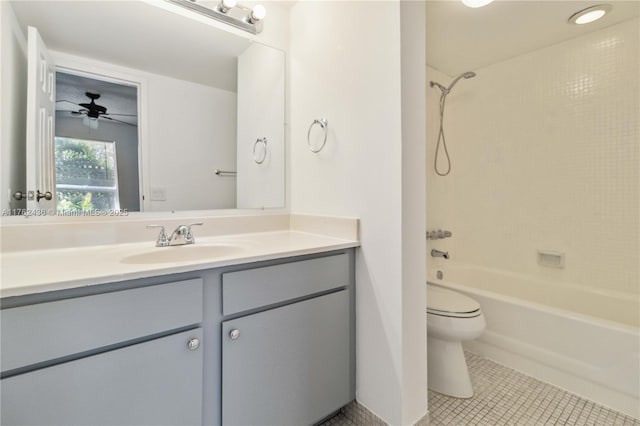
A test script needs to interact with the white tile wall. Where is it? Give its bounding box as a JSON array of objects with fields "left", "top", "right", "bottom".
[{"left": 426, "top": 18, "right": 639, "bottom": 326}]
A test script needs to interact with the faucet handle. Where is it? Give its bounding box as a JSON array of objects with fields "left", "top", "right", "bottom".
[
  {"left": 185, "top": 222, "right": 204, "bottom": 243},
  {"left": 147, "top": 224, "right": 170, "bottom": 247},
  {"left": 426, "top": 229, "right": 453, "bottom": 240}
]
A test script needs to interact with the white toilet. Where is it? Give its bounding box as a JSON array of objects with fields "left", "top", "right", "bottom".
[{"left": 427, "top": 284, "right": 486, "bottom": 398}]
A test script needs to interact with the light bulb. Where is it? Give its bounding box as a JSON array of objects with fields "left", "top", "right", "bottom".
[
  {"left": 218, "top": 0, "right": 237, "bottom": 13},
  {"left": 461, "top": 0, "right": 494, "bottom": 8},
  {"left": 568, "top": 5, "right": 612, "bottom": 25},
  {"left": 250, "top": 4, "right": 266, "bottom": 22},
  {"left": 575, "top": 10, "right": 606, "bottom": 24}
]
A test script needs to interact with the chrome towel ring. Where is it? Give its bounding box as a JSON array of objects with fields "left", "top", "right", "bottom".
[
  {"left": 307, "top": 118, "right": 328, "bottom": 153},
  {"left": 253, "top": 137, "right": 268, "bottom": 164}
]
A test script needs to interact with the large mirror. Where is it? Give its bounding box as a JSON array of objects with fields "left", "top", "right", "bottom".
[{"left": 1, "top": 0, "right": 285, "bottom": 215}]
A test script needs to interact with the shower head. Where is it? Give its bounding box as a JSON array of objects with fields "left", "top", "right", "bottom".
[
  {"left": 430, "top": 71, "right": 476, "bottom": 96},
  {"left": 446, "top": 71, "right": 476, "bottom": 92}
]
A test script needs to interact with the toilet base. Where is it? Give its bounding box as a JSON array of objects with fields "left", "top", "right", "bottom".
[{"left": 427, "top": 336, "right": 474, "bottom": 398}]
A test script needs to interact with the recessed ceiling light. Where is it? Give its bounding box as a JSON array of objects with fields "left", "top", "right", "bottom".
[
  {"left": 568, "top": 4, "right": 612, "bottom": 25},
  {"left": 461, "top": 0, "right": 494, "bottom": 8}
]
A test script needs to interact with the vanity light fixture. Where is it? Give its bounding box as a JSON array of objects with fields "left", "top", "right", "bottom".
[
  {"left": 165, "top": 0, "right": 264, "bottom": 34},
  {"left": 248, "top": 4, "right": 266, "bottom": 24},
  {"left": 568, "top": 4, "right": 612, "bottom": 25},
  {"left": 216, "top": 0, "right": 237, "bottom": 14},
  {"left": 461, "top": 0, "right": 494, "bottom": 8}
]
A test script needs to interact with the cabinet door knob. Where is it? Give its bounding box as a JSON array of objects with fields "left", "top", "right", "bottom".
[
  {"left": 229, "top": 329, "right": 240, "bottom": 340},
  {"left": 187, "top": 338, "right": 200, "bottom": 351}
]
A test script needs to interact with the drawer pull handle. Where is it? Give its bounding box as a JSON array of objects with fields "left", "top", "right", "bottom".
[
  {"left": 187, "top": 338, "right": 200, "bottom": 351},
  {"left": 229, "top": 329, "right": 240, "bottom": 340}
]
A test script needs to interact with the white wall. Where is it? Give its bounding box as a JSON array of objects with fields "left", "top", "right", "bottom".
[
  {"left": 290, "top": 1, "right": 427, "bottom": 424},
  {"left": 426, "top": 18, "right": 640, "bottom": 327},
  {"left": 0, "top": 1, "right": 27, "bottom": 212},
  {"left": 56, "top": 116, "right": 140, "bottom": 211},
  {"left": 146, "top": 73, "right": 237, "bottom": 211},
  {"left": 236, "top": 43, "right": 285, "bottom": 209},
  {"left": 400, "top": 2, "right": 427, "bottom": 423}
]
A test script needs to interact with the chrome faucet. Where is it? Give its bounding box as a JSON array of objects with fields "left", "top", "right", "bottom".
[
  {"left": 426, "top": 229, "right": 453, "bottom": 240},
  {"left": 431, "top": 249, "right": 449, "bottom": 260},
  {"left": 147, "top": 223, "right": 203, "bottom": 247}
]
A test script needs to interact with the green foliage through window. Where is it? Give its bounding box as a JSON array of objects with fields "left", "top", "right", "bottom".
[{"left": 55, "top": 137, "right": 120, "bottom": 212}]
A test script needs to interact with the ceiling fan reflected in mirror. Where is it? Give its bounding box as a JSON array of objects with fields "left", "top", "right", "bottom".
[{"left": 56, "top": 92, "right": 137, "bottom": 129}]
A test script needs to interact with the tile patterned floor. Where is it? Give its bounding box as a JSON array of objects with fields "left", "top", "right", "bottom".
[
  {"left": 429, "top": 352, "right": 640, "bottom": 426},
  {"left": 320, "top": 351, "right": 640, "bottom": 426}
]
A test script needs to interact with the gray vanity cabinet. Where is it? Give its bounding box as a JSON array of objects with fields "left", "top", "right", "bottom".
[
  {"left": 1, "top": 328, "right": 204, "bottom": 426},
  {"left": 0, "top": 249, "right": 355, "bottom": 426},
  {"left": 221, "top": 253, "right": 355, "bottom": 426}
]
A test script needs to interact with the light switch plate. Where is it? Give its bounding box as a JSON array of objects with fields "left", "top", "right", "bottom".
[{"left": 150, "top": 187, "right": 166, "bottom": 201}]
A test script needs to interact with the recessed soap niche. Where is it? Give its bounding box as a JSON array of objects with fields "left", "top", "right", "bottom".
[{"left": 537, "top": 250, "right": 565, "bottom": 268}]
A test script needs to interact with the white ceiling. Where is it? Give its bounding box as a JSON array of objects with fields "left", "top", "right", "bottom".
[
  {"left": 10, "top": 0, "right": 251, "bottom": 92},
  {"left": 426, "top": 0, "right": 640, "bottom": 77}
]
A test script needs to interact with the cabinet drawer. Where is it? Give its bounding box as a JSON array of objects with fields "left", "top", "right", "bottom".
[
  {"left": 1, "top": 278, "right": 203, "bottom": 372},
  {"left": 222, "top": 253, "right": 349, "bottom": 315}
]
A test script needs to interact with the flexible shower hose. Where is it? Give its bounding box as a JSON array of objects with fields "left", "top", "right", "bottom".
[{"left": 434, "top": 92, "right": 451, "bottom": 176}]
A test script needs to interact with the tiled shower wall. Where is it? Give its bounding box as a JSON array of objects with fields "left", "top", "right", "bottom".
[{"left": 426, "top": 18, "right": 639, "bottom": 326}]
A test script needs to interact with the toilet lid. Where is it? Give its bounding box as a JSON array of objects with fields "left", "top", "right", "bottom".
[{"left": 427, "top": 285, "right": 481, "bottom": 318}]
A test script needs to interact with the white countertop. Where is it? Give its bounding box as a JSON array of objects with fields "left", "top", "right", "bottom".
[{"left": 0, "top": 231, "right": 359, "bottom": 298}]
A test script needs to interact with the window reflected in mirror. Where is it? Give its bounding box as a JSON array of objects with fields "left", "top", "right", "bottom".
[{"left": 55, "top": 137, "right": 121, "bottom": 213}]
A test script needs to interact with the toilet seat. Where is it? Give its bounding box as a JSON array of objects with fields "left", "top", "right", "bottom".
[{"left": 427, "top": 284, "right": 481, "bottom": 318}]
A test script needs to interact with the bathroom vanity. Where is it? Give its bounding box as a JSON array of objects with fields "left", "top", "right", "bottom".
[{"left": 0, "top": 226, "right": 357, "bottom": 426}]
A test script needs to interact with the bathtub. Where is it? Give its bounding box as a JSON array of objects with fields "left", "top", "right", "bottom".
[{"left": 428, "top": 265, "right": 640, "bottom": 419}]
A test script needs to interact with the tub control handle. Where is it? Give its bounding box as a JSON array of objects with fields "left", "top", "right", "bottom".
[{"left": 427, "top": 229, "right": 453, "bottom": 240}]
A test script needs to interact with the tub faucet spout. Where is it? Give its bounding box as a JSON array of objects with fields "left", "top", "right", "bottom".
[{"left": 431, "top": 249, "right": 449, "bottom": 260}]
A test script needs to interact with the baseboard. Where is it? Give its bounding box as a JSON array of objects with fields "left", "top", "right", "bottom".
[{"left": 341, "top": 400, "right": 430, "bottom": 426}]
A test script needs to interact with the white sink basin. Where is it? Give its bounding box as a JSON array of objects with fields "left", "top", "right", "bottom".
[{"left": 121, "top": 244, "right": 243, "bottom": 264}]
